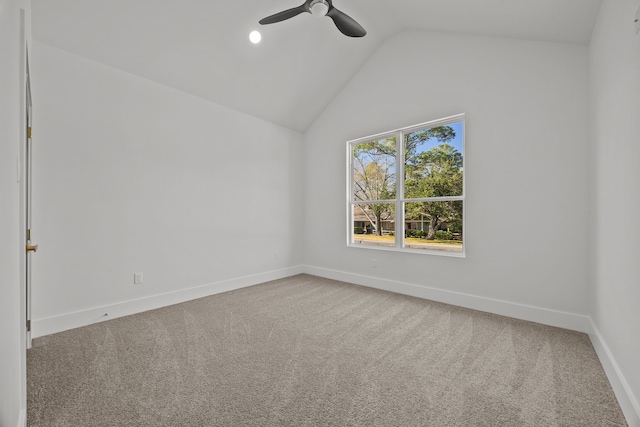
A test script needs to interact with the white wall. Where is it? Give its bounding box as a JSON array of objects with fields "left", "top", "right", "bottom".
[
  {"left": 0, "top": 1, "right": 29, "bottom": 425},
  {"left": 304, "top": 31, "right": 591, "bottom": 325},
  {"left": 31, "top": 42, "right": 304, "bottom": 335},
  {"left": 589, "top": 0, "right": 640, "bottom": 422}
]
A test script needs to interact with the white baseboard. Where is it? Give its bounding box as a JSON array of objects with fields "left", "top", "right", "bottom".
[
  {"left": 303, "top": 265, "right": 593, "bottom": 333},
  {"left": 32, "top": 263, "right": 592, "bottom": 337},
  {"left": 589, "top": 319, "right": 640, "bottom": 427},
  {"left": 32, "top": 266, "right": 304, "bottom": 338}
]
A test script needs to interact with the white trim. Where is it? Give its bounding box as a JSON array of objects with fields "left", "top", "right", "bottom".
[
  {"left": 31, "top": 266, "right": 304, "bottom": 338},
  {"left": 33, "top": 264, "right": 591, "bottom": 338},
  {"left": 18, "top": 409, "right": 26, "bottom": 427},
  {"left": 588, "top": 319, "right": 640, "bottom": 427},
  {"left": 347, "top": 113, "right": 466, "bottom": 146},
  {"left": 18, "top": 8, "right": 29, "bottom": 425},
  {"left": 346, "top": 141, "right": 353, "bottom": 246},
  {"left": 348, "top": 242, "right": 466, "bottom": 258},
  {"left": 395, "top": 131, "right": 403, "bottom": 248},
  {"left": 399, "top": 195, "right": 464, "bottom": 203},
  {"left": 303, "top": 265, "right": 592, "bottom": 333}
]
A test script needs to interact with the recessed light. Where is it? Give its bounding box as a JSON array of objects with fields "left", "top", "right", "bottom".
[{"left": 249, "top": 30, "right": 262, "bottom": 44}]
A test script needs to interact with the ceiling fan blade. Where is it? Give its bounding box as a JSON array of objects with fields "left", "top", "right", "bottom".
[
  {"left": 259, "top": 4, "right": 310, "bottom": 25},
  {"left": 326, "top": 7, "right": 366, "bottom": 37}
]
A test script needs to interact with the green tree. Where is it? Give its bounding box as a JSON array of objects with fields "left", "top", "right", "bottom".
[
  {"left": 405, "top": 126, "right": 456, "bottom": 164},
  {"left": 352, "top": 127, "right": 461, "bottom": 239},
  {"left": 353, "top": 138, "right": 395, "bottom": 236},
  {"left": 405, "top": 143, "right": 463, "bottom": 240}
]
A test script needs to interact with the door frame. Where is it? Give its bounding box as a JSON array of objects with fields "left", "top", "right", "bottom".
[
  {"left": 25, "top": 49, "right": 33, "bottom": 348},
  {"left": 18, "top": 6, "right": 32, "bottom": 425}
]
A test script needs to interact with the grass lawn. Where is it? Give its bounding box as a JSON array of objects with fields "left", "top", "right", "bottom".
[{"left": 353, "top": 234, "right": 462, "bottom": 246}]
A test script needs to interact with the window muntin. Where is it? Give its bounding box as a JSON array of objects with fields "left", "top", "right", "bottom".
[{"left": 348, "top": 115, "right": 465, "bottom": 256}]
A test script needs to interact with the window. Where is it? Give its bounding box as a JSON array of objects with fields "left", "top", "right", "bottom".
[{"left": 348, "top": 114, "right": 465, "bottom": 256}]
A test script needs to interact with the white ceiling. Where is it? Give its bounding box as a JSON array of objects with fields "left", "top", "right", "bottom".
[{"left": 32, "top": 0, "right": 602, "bottom": 133}]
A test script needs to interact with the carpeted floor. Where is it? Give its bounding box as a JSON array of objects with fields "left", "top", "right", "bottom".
[{"left": 27, "top": 274, "right": 627, "bottom": 426}]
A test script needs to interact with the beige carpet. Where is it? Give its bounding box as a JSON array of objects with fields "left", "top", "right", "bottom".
[{"left": 27, "top": 274, "right": 627, "bottom": 426}]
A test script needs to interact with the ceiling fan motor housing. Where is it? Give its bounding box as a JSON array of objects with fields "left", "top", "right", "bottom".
[{"left": 310, "top": 0, "right": 330, "bottom": 17}]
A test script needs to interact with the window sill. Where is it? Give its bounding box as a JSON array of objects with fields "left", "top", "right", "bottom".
[{"left": 347, "top": 242, "right": 466, "bottom": 258}]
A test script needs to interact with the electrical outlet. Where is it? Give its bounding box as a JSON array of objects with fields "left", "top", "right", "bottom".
[
  {"left": 372, "top": 258, "right": 377, "bottom": 268},
  {"left": 133, "top": 273, "right": 143, "bottom": 284}
]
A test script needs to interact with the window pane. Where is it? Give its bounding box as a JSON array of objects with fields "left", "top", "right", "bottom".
[
  {"left": 404, "top": 201, "right": 463, "bottom": 252},
  {"left": 404, "top": 122, "right": 463, "bottom": 199},
  {"left": 352, "top": 203, "right": 395, "bottom": 247},
  {"left": 352, "top": 137, "right": 396, "bottom": 202}
]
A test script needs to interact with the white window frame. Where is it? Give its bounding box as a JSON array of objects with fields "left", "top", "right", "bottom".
[{"left": 347, "top": 113, "right": 465, "bottom": 257}]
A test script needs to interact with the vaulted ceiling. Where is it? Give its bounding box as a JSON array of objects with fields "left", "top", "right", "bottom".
[{"left": 32, "top": 0, "right": 602, "bottom": 132}]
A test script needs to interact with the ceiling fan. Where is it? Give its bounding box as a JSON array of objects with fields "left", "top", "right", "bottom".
[{"left": 259, "top": 0, "right": 366, "bottom": 38}]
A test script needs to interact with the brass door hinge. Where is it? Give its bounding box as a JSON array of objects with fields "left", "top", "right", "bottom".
[
  {"left": 26, "top": 320, "right": 31, "bottom": 332},
  {"left": 27, "top": 127, "right": 32, "bottom": 139}
]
